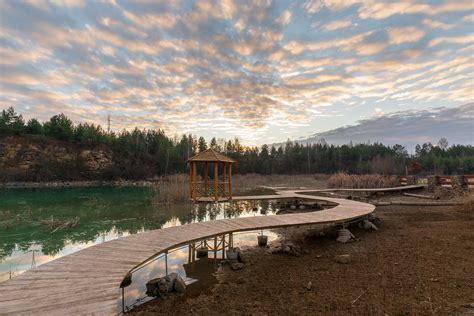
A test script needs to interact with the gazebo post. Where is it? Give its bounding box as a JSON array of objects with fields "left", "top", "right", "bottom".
[
  {"left": 204, "top": 162, "right": 208, "bottom": 197},
  {"left": 222, "top": 162, "right": 226, "bottom": 197},
  {"left": 189, "top": 162, "right": 193, "bottom": 200},
  {"left": 228, "top": 163, "right": 232, "bottom": 199},
  {"left": 192, "top": 162, "right": 197, "bottom": 202},
  {"left": 214, "top": 162, "right": 218, "bottom": 201}
]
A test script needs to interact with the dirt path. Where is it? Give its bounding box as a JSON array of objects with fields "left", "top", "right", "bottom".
[{"left": 133, "top": 201, "right": 474, "bottom": 315}]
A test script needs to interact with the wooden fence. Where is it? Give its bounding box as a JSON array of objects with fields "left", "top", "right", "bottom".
[{"left": 399, "top": 175, "right": 474, "bottom": 188}]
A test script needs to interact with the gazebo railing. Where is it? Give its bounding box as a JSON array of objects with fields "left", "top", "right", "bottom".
[{"left": 194, "top": 182, "right": 229, "bottom": 199}]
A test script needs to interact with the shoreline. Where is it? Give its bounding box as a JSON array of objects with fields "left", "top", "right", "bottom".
[{"left": 0, "top": 180, "right": 157, "bottom": 189}]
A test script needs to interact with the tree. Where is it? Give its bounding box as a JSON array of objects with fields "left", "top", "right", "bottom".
[
  {"left": 25, "top": 118, "right": 43, "bottom": 135},
  {"left": 198, "top": 136, "right": 207, "bottom": 152},
  {"left": 43, "top": 113, "right": 74, "bottom": 141},
  {"left": 438, "top": 138, "right": 449, "bottom": 150},
  {"left": 0, "top": 107, "right": 25, "bottom": 135},
  {"left": 209, "top": 137, "right": 218, "bottom": 150}
]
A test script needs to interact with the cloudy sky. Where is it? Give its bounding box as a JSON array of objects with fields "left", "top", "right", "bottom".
[
  {"left": 299, "top": 103, "right": 473, "bottom": 150},
  {"left": 0, "top": 0, "right": 473, "bottom": 146}
]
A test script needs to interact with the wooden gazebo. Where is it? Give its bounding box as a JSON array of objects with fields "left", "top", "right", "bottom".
[{"left": 187, "top": 148, "right": 236, "bottom": 202}]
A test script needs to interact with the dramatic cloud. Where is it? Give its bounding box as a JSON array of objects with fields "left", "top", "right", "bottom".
[
  {"left": 0, "top": 0, "right": 472, "bottom": 145},
  {"left": 298, "top": 103, "right": 474, "bottom": 151}
]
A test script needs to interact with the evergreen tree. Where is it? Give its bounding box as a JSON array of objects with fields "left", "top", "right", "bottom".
[
  {"left": 198, "top": 136, "right": 207, "bottom": 152},
  {"left": 26, "top": 118, "right": 43, "bottom": 135}
]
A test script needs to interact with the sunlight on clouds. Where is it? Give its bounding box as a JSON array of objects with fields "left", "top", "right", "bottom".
[
  {"left": 324, "top": 19, "right": 352, "bottom": 31},
  {"left": 388, "top": 27, "right": 425, "bottom": 45},
  {"left": 0, "top": 0, "right": 472, "bottom": 144}
]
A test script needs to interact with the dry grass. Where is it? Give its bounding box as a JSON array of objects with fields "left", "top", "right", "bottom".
[
  {"left": 151, "top": 174, "right": 190, "bottom": 204},
  {"left": 233, "top": 173, "right": 328, "bottom": 192},
  {"left": 151, "top": 173, "right": 329, "bottom": 203},
  {"left": 327, "top": 172, "right": 399, "bottom": 189}
]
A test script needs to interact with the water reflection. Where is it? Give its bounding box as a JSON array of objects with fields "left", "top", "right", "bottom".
[
  {"left": 123, "top": 229, "right": 280, "bottom": 311},
  {"left": 0, "top": 187, "right": 283, "bottom": 283}
]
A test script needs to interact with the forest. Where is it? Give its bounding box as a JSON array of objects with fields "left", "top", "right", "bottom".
[{"left": 1, "top": 107, "right": 473, "bottom": 181}]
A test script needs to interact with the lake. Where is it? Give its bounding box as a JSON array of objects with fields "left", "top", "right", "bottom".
[{"left": 0, "top": 186, "right": 281, "bottom": 309}]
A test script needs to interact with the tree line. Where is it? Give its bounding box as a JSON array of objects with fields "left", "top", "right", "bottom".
[{"left": 1, "top": 107, "right": 473, "bottom": 181}]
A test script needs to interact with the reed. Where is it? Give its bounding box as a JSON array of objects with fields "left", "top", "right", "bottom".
[
  {"left": 151, "top": 174, "right": 190, "bottom": 204},
  {"left": 327, "top": 172, "right": 399, "bottom": 189},
  {"left": 151, "top": 173, "right": 329, "bottom": 203}
]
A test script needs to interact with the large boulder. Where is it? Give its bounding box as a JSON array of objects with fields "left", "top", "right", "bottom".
[{"left": 146, "top": 273, "right": 186, "bottom": 297}]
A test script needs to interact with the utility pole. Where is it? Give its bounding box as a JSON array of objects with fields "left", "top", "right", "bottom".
[{"left": 107, "top": 114, "right": 111, "bottom": 133}]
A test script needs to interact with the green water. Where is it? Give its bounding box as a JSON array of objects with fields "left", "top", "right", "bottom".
[{"left": 0, "top": 186, "right": 275, "bottom": 283}]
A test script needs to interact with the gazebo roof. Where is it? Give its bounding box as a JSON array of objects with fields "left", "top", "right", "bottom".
[{"left": 187, "top": 148, "right": 236, "bottom": 163}]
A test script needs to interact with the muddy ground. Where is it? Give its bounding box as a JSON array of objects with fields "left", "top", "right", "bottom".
[{"left": 133, "top": 195, "right": 474, "bottom": 315}]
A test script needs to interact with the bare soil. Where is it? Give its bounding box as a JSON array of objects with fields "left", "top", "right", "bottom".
[{"left": 133, "top": 196, "right": 474, "bottom": 315}]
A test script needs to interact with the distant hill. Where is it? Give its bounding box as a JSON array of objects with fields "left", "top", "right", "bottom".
[{"left": 290, "top": 103, "right": 474, "bottom": 151}]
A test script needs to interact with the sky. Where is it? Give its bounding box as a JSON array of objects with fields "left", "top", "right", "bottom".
[
  {"left": 0, "top": 0, "right": 473, "bottom": 146},
  {"left": 298, "top": 102, "right": 473, "bottom": 151}
]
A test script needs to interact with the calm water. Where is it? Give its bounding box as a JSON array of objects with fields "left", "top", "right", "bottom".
[{"left": 0, "top": 186, "right": 281, "bottom": 309}]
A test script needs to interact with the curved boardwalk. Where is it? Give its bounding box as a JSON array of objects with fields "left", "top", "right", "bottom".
[{"left": 0, "top": 189, "right": 384, "bottom": 315}]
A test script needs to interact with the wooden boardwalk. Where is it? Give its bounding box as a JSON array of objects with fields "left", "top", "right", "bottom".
[{"left": 0, "top": 189, "right": 380, "bottom": 315}]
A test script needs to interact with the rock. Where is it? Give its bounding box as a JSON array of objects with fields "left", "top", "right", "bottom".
[
  {"left": 334, "top": 254, "right": 352, "bottom": 264},
  {"left": 305, "top": 281, "right": 312, "bottom": 291},
  {"left": 166, "top": 272, "right": 178, "bottom": 285},
  {"left": 361, "top": 219, "right": 379, "bottom": 231},
  {"left": 461, "top": 303, "right": 474, "bottom": 308},
  {"left": 145, "top": 278, "right": 160, "bottom": 297},
  {"left": 369, "top": 214, "right": 383, "bottom": 226},
  {"left": 270, "top": 247, "right": 281, "bottom": 254},
  {"left": 336, "top": 228, "right": 355, "bottom": 243},
  {"left": 174, "top": 275, "right": 186, "bottom": 293},
  {"left": 237, "top": 250, "right": 248, "bottom": 263},
  {"left": 302, "top": 248, "right": 310, "bottom": 254},
  {"left": 158, "top": 282, "right": 169, "bottom": 294},
  {"left": 226, "top": 249, "right": 239, "bottom": 261},
  {"left": 283, "top": 245, "right": 291, "bottom": 253},
  {"left": 231, "top": 262, "right": 245, "bottom": 270},
  {"left": 291, "top": 250, "right": 301, "bottom": 257},
  {"left": 146, "top": 273, "right": 186, "bottom": 297}
]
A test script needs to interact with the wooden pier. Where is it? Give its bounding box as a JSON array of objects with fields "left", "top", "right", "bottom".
[{"left": 0, "top": 187, "right": 419, "bottom": 315}]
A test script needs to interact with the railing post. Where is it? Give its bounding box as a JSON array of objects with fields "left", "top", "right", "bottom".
[
  {"left": 188, "top": 244, "right": 191, "bottom": 263},
  {"left": 214, "top": 162, "right": 218, "bottom": 201},
  {"left": 214, "top": 236, "right": 217, "bottom": 259},
  {"left": 122, "top": 287, "right": 125, "bottom": 314}
]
